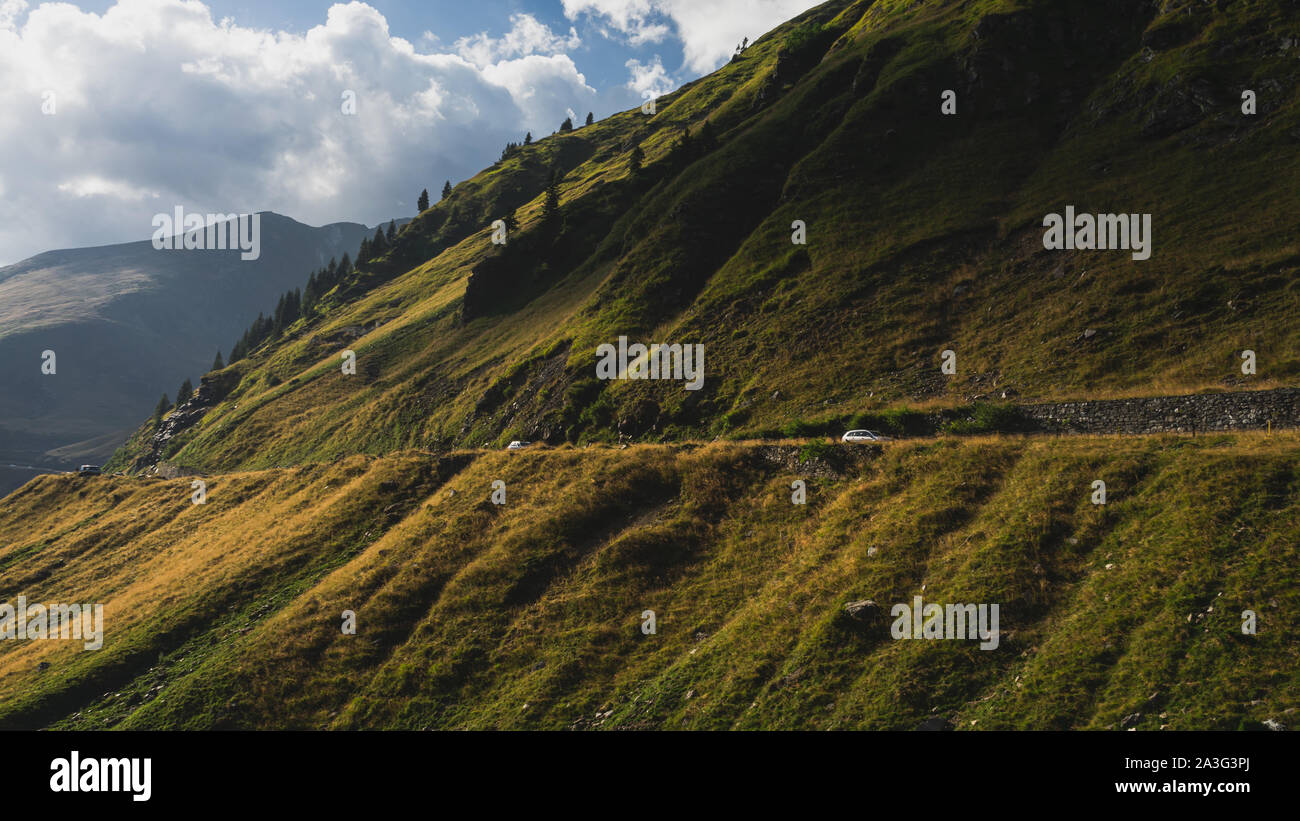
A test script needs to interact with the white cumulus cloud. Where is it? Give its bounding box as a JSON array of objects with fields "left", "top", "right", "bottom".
[
  {"left": 625, "top": 56, "right": 674, "bottom": 100},
  {"left": 0, "top": 0, "right": 600, "bottom": 265},
  {"left": 564, "top": 0, "right": 820, "bottom": 73},
  {"left": 455, "top": 13, "right": 582, "bottom": 68}
]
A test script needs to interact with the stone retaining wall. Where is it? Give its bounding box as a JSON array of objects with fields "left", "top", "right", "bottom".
[{"left": 1020, "top": 388, "right": 1300, "bottom": 434}]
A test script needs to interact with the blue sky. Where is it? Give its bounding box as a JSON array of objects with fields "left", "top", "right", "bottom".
[
  {"left": 58, "top": 0, "right": 691, "bottom": 90},
  {"left": 0, "top": 0, "right": 818, "bottom": 265}
]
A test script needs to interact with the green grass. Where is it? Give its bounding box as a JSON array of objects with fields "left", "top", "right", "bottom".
[{"left": 2, "top": 433, "right": 1298, "bottom": 729}]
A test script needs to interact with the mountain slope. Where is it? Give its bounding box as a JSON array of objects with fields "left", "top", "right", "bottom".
[
  {"left": 1, "top": 434, "right": 1296, "bottom": 729},
  {"left": 106, "top": 0, "right": 1300, "bottom": 476}
]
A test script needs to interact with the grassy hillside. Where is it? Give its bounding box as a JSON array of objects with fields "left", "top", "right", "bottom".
[
  {"left": 2, "top": 433, "right": 1296, "bottom": 729},
  {"left": 102, "top": 0, "right": 1300, "bottom": 476}
]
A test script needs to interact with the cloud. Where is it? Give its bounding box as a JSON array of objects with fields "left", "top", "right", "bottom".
[
  {"left": 564, "top": 0, "right": 820, "bottom": 73},
  {"left": 562, "top": 0, "right": 666, "bottom": 45},
  {"left": 0, "top": 0, "right": 599, "bottom": 265},
  {"left": 0, "top": 0, "right": 27, "bottom": 31},
  {"left": 625, "top": 56, "right": 674, "bottom": 100},
  {"left": 455, "top": 13, "right": 582, "bottom": 68},
  {"left": 56, "top": 176, "right": 160, "bottom": 201}
]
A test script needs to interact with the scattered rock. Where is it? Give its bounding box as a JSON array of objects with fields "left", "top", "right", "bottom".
[
  {"left": 843, "top": 599, "right": 881, "bottom": 623},
  {"left": 1263, "top": 718, "right": 1285, "bottom": 731},
  {"left": 915, "top": 715, "right": 952, "bottom": 731}
]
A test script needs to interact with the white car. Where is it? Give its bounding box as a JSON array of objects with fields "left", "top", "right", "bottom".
[
  {"left": 506, "top": 440, "right": 532, "bottom": 450},
  {"left": 841, "top": 429, "right": 890, "bottom": 443}
]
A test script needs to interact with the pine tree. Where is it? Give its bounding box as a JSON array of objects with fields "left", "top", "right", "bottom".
[
  {"left": 304, "top": 272, "right": 318, "bottom": 314},
  {"left": 559, "top": 116, "right": 573, "bottom": 133},
  {"left": 359, "top": 236, "right": 371, "bottom": 264},
  {"left": 338, "top": 252, "right": 352, "bottom": 277},
  {"left": 417, "top": 188, "right": 429, "bottom": 212},
  {"left": 212, "top": 351, "right": 224, "bottom": 371},
  {"left": 698, "top": 120, "right": 718, "bottom": 152},
  {"left": 542, "top": 168, "right": 562, "bottom": 232},
  {"left": 585, "top": 111, "right": 594, "bottom": 126},
  {"left": 176, "top": 378, "right": 193, "bottom": 405},
  {"left": 504, "top": 208, "right": 519, "bottom": 232},
  {"left": 441, "top": 180, "right": 452, "bottom": 199},
  {"left": 524, "top": 132, "right": 532, "bottom": 145},
  {"left": 272, "top": 292, "right": 287, "bottom": 333},
  {"left": 153, "top": 394, "right": 171, "bottom": 422},
  {"left": 386, "top": 220, "right": 397, "bottom": 244},
  {"left": 629, "top": 144, "right": 644, "bottom": 176},
  {"left": 672, "top": 127, "right": 693, "bottom": 164}
]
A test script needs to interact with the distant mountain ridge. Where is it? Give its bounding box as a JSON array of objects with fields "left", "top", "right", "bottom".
[{"left": 0, "top": 212, "right": 394, "bottom": 484}]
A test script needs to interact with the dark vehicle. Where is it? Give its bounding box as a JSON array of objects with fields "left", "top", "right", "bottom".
[{"left": 77, "top": 465, "right": 102, "bottom": 475}]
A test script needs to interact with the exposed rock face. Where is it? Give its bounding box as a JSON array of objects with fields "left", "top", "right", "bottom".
[
  {"left": 133, "top": 370, "right": 238, "bottom": 473},
  {"left": 1020, "top": 388, "right": 1300, "bottom": 435},
  {"left": 843, "top": 599, "right": 882, "bottom": 623}
]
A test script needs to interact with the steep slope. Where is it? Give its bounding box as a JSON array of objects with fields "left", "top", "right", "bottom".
[
  {"left": 106, "top": 0, "right": 1300, "bottom": 476},
  {"left": 1, "top": 434, "right": 1296, "bottom": 729},
  {"left": 0, "top": 213, "right": 375, "bottom": 473}
]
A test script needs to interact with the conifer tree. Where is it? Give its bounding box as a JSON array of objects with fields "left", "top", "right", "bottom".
[
  {"left": 273, "top": 292, "right": 287, "bottom": 333},
  {"left": 417, "top": 188, "right": 429, "bottom": 211},
  {"left": 698, "top": 120, "right": 718, "bottom": 151},
  {"left": 153, "top": 394, "right": 171, "bottom": 422},
  {"left": 441, "top": 180, "right": 452, "bottom": 199},
  {"left": 541, "top": 168, "right": 562, "bottom": 232},
  {"left": 559, "top": 116, "right": 573, "bottom": 133},
  {"left": 212, "top": 350, "right": 224, "bottom": 371},
  {"left": 176, "top": 378, "right": 193, "bottom": 405}
]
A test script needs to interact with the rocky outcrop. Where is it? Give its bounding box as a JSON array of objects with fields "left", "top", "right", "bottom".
[
  {"left": 132, "top": 371, "right": 236, "bottom": 473},
  {"left": 1020, "top": 388, "right": 1300, "bottom": 435}
]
